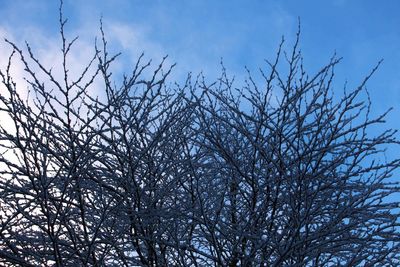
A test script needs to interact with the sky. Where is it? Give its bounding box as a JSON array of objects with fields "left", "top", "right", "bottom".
[{"left": 0, "top": 1, "right": 400, "bottom": 144}]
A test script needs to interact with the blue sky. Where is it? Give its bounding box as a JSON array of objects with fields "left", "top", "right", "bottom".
[{"left": 0, "top": 1, "right": 399, "bottom": 128}]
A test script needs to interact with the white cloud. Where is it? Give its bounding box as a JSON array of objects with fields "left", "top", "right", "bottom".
[
  {"left": 0, "top": 27, "right": 30, "bottom": 99},
  {"left": 0, "top": 23, "right": 103, "bottom": 170}
]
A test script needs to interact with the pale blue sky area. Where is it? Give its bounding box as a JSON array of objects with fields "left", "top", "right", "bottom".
[{"left": 0, "top": 1, "right": 399, "bottom": 129}]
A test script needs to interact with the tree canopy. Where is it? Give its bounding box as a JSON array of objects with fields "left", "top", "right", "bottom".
[{"left": 0, "top": 7, "right": 400, "bottom": 267}]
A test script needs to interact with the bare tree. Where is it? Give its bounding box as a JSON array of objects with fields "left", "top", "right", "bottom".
[
  {"left": 185, "top": 35, "right": 400, "bottom": 266},
  {"left": 0, "top": 5, "right": 400, "bottom": 267}
]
